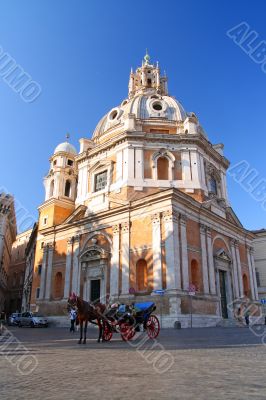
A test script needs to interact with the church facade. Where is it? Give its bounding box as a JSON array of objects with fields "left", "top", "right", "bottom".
[{"left": 30, "top": 54, "right": 259, "bottom": 327}]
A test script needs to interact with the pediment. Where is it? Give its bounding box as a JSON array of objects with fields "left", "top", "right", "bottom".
[
  {"left": 80, "top": 245, "right": 109, "bottom": 262},
  {"left": 90, "top": 159, "right": 113, "bottom": 173},
  {"left": 63, "top": 205, "right": 87, "bottom": 224},
  {"left": 225, "top": 207, "right": 243, "bottom": 228},
  {"left": 215, "top": 248, "right": 231, "bottom": 262}
]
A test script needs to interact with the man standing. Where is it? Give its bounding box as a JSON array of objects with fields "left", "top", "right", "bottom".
[{"left": 70, "top": 308, "right": 77, "bottom": 333}]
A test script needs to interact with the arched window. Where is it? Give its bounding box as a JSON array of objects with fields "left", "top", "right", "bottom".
[
  {"left": 243, "top": 274, "right": 249, "bottom": 297},
  {"left": 191, "top": 259, "right": 200, "bottom": 291},
  {"left": 209, "top": 177, "right": 217, "bottom": 194},
  {"left": 54, "top": 272, "right": 63, "bottom": 299},
  {"left": 50, "top": 180, "right": 54, "bottom": 197},
  {"left": 136, "top": 259, "right": 148, "bottom": 292},
  {"left": 157, "top": 157, "right": 169, "bottom": 180},
  {"left": 64, "top": 180, "right": 71, "bottom": 197}
]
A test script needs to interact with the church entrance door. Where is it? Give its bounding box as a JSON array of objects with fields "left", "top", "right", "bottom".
[
  {"left": 219, "top": 270, "right": 228, "bottom": 319},
  {"left": 90, "top": 279, "right": 101, "bottom": 303}
]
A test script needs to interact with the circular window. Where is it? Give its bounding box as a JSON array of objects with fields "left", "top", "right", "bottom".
[
  {"left": 152, "top": 102, "right": 163, "bottom": 111},
  {"left": 109, "top": 110, "right": 118, "bottom": 120}
]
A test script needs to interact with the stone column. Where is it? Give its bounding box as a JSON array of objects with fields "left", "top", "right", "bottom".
[
  {"left": 39, "top": 245, "right": 48, "bottom": 299},
  {"left": 121, "top": 222, "right": 130, "bottom": 295},
  {"left": 45, "top": 243, "right": 54, "bottom": 300},
  {"left": 86, "top": 278, "right": 91, "bottom": 302},
  {"left": 250, "top": 247, "right": 259, "bottom": 300},
  {"left": 180, "top": 214, "right": 189, "bottom": 291},
  {"left": 206, "top": 227, "right": 216, "bottom": 294},
  {"left": 200, "top": 224, "right": 209, "bottom": 294},
  {"left": 151, "top": 213, "right": 162, "bottom": 290},
  {"left": 135, "top": 147, "right": 144, "bottom": 180},
  {"left": 181, "top": 151, "right": 191, "bottom": 181},
  {"left": 100, "top": 259, "right": 106, "bottom": 301},
  {"left": 190, "top": 151, "right": 201, "bottom": 185},
  {"left": 71, "top": 235, "right": 80, "bottom": 295},
  {"left": 220, "top": 172, "right": 228, "bottom": 202},
  {"left": 247, "top": 246, "right": 255, "bottom": 300},
  {"left": 163, "top": 210, "right": 181, "bottom": 290},
  {"left": 110, "top": 224, "right": 120, "bottom": 298},
  {"left": 64, "top": 238, "right": 73, "bottom": 298},
  {"left": 199, "top": 155, "right": 206, "bottom": 187},
  {"left": 235, "top": 241, "right": 244, "bottom": 297},
  {"left": 230, "top": 240, "right": 240, "bottom": 298}
]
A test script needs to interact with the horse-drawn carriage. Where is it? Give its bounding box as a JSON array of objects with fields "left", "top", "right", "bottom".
[
  {"left": 68, "top": 293, "right": 160, "bottom": 344},
  {"left": 102, "top": 301, "right": 160, "bottom": 341}
]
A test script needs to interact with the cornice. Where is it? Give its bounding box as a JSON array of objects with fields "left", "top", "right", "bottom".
[
  {"left": 38, "top": 197, "right": 75, "bottom": 212},
  {"left": 38, "top": 187, "right": 254, "bottom": 242},
  {"left": 75, "top": 129, "right": 229, "bottom": 170}
]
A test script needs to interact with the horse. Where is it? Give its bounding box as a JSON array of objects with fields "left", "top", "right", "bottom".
[{"left": 67, "top": 293, "right": 106, "bottom": 344}]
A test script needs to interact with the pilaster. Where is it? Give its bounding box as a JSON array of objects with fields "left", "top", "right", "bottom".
[
  {"left": 39, "top": 245, "right": 48, "bottom": 299},
  {"left": 180, "top": 214, "right": 189, "bottom": 291},
  {"left": 110, "top": 224, "right": 120, "bottom": 297},
  {"left": 64, "top": 237, "right": 73, "bottom": 298},
  {"left": 44, "top": 242, "right": 54, "bottom": 300},
  {"left": 206, "top": 227, "right": 216, "bottom": 294},
  {"left": 121, "top": 222, "right": 130, "bottom": 295},
  {"left": 151, "top": 213, "right": 162, "bottom": 290},
  {"left": 162, "top": 210, "right": 181, "bottom": 290},
  {"left": 199, "top": 224, "right": 209, "bottom": 294},
  {"left": 71, "top": 235, "right": 80, "bottom": 295}
]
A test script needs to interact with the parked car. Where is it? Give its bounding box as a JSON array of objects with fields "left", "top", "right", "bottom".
[
  {"left": 18, "top": 312, "right": 48, "bottom": 328},
  {"left": 8, "top": 313, "right": 21, "bottom": 326}
]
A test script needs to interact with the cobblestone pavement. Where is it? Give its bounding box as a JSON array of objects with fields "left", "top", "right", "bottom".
[{"left": 1, "top": 326, "right": 266, "bottom": 400}]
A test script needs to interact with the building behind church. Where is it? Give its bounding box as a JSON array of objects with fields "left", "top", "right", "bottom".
[
  {"left": 29, "top": 54, "right": 259, "bottom": 327},
  {"left": 252, "top": 229, "right": 266, "bottom": 315},
  {"left": 7, "top": 228, "right": 32, "bottom": 314},
  {"left": 0, "top": 193, "right": 16, "bottom": 316}
]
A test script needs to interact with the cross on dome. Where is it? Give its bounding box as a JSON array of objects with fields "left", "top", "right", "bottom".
[{"left": 144, "top": 49, "right": 151, "bottom": 65}]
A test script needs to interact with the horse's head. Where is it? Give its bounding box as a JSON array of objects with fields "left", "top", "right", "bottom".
[{"left": 67, "top": 292, "right": 78, "bottom": 311}]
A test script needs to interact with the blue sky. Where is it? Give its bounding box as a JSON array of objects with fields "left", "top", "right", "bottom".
[{"left": 0, "top": 0, "right": 266, "bottom": 231}]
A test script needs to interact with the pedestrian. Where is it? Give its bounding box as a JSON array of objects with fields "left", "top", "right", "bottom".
[
  {"left": 236, "top": 307, "right": 242, "bottom": 323},
  {"left": 244, "top": 308, "right": 250, "bottom": 326},
  {"left": 70, "top": 308, "right": 77, "bottom": 333}
]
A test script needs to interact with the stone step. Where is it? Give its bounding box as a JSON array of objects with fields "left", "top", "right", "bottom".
[{"left": 216, "top": 318, "right": 246, "bottom": 328}]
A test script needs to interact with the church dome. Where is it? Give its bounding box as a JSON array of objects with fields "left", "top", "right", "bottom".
[
  {"left": 92, "top": 94, "right": 187, "bottom": 140},
  {"left": 92, "top": 53, "right": 208, "bottom": 142},
  {"left": 54, "top": 141, "right": 77, "bottom": 155}
]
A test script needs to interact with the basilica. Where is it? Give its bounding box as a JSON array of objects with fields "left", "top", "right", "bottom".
[{"left": 30, "top": 53, "right": 259, "bottom": 327}]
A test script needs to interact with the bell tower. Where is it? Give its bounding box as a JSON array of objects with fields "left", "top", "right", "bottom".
[{"left": 39, "top": 138, "right": 78, "bottom": 229}]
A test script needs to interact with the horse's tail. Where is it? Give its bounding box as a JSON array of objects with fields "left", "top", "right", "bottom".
[{"left": 75, "top": 316, "right": 79, "bottom": 326}]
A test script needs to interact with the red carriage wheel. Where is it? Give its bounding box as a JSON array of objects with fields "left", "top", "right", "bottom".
[
  {"left": 120, "top": 322, "right": 135, "bottom": 341},
  {"left": 103, "top": 322, "right": 113, "bottom": 341},
  {"left": 146, "top": 315, "right": 160, "bottom": 339}
]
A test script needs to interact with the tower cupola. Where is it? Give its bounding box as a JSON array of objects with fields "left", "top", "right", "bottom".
[{"left": 44, "top": 138, "right": 78, "bottom": 202}]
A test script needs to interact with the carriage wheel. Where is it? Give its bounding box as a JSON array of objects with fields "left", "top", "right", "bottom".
[
  {"left": 146, "top": 315, "right": 160, "bottom": 339},
  {"left": 120, "top": 322, "right": 135, "bottom": 341},
  {"left": 102, "top": 322, "right": 113, "bottom": 341}
]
